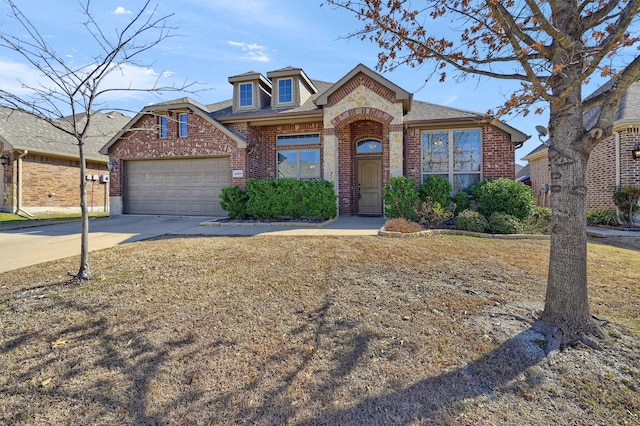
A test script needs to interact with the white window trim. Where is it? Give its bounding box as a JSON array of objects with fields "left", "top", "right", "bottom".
[
  {"left": 238, "top": 82, "right": 254, "bottom": 108},
  {"left": 421, "top": 129, "right": 483, "bottom": 191},
  {"left": 276, "top": 148, "right": 321, "bottom": 180},
  {"left": 277, "top": 78, "right": 294, "bottom": 105}
]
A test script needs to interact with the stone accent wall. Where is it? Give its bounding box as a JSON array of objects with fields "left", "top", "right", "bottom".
[
  {"left": 323, "top": 76, "right": 405, "bottom": 215},
  {"left": 109, "top": 113, "right": 247, "bottom": 197}
]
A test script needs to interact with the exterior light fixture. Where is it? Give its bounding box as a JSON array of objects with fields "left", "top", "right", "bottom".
[
  {"left": 0, "top": 154, "right": 10, "bottom": 166},
  {"left": 107, "top": 159, "right": 118, "bottom": 171},
  {"left": 632, "top": 146, "right": 640, "bottom": 160}
]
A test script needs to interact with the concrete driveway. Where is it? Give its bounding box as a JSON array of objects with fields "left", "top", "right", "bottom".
[{"left": 0, "top": 215, "right": 386, "bottom": 273}]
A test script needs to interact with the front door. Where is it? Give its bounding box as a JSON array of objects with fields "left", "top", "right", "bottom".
[{"left": 357, "top": 158, "right": 382, "bottom": 215}]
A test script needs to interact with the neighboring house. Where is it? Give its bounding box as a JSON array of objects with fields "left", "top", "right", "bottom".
[
  {"left": 101, "top": 64, "right": 528, "bottom": 217},
  {"left": 522, "top": 81, "right": 640, "bottom": 212},
  {"left": 0, "top": 107, "right": 130, "bottom": 215}
]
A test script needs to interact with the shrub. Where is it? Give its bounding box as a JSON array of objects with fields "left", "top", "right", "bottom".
[
  {"left": 415, "top": 200, "right": 454, "bottom": 227},
  {"left": 384, "top": 218, "right": 423, "bottom": 233},
  {"left": 455, "top": 209, "right": 489, "bottom": 233},
  {"left": 587, "top": 208, "right": 619, "bottom": 227},
  {"left": 453, "top": 191, "right": 471, "bottom": 216},
  {"left": 613, "top": 185, "right": 640, "bottom": 226},
  {"left": 245, "top": 178, "right": 337, "bottom": 220},
  {"left": 383, "top": 176, "right": 419, "bottom": 220},
  {"left": 524, "top": 207, "right": 552, "bottom": 234},
  {"left": 489, "top": 212, "right": 524, "bottom": 234},
  {"left": 219, "top": 186, "right": 249, "bottom": 219},
  {"left": 418, "top": 175, "right": 452, "bottom": 207},
  {"left": 471, "top": 178, "right": 535, "bottom": 221}
]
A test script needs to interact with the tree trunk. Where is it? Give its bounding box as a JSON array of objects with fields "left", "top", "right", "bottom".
[
  {"left": 76, "top": 138, "right": 90, "bottom": 280},
  {"left": 540, "top": 102, "right": 602, "bottom": 347}
]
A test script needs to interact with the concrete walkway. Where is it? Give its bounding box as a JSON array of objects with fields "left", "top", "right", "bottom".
[{"left": 0, "top": 215, "right": 386, "bottom": 273}]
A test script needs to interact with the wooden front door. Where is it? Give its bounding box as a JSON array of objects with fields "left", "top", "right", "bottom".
[{"left": 357, "top": 158, "right": 382, "bottom": 215}]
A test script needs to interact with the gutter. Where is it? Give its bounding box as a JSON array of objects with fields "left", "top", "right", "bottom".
[{"left": 16, "top": 149, "right": 34, "bottom": 218}]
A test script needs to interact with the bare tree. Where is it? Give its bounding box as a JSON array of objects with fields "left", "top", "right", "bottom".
[
  {"left": 0, "top": 0, "right": 198, "bottom": 281},
  {"left": 326, "top": 0, "right": 640, "bottom": 350}
]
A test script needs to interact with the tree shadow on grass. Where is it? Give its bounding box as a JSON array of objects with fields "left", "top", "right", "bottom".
[{"left": 1, "top": 281, "right": 547, "bottom": 425}]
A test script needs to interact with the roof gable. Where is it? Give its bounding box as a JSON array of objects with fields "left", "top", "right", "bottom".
[
  {"left": 99, "top": 98, "right": 247, "bottom": 155},
  {"left": 314, "top": 64, "right": 412, "bottom": 113}
]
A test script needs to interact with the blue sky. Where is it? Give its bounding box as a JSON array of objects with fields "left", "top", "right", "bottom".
[{"left": 1, "top": 0, "right": 598, "bottom": 163}]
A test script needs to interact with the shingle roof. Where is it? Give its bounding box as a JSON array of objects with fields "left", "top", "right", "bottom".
[
  {"left": 0, "top": 107, "right": 129, "bottom": 162},
  {"left": 583, "top": 80, "right": 640, "bottom": 129}
]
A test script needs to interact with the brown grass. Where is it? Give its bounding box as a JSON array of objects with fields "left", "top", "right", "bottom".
[{"left": 1, "top": 235, "right": 639, "bottom": 425}]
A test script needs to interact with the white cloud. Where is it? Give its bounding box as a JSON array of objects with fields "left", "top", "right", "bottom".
[
  {"left": 0, "top": 60, "right": 47, "bottom": 96},
  {"left": 112, "top": 6, "right": 132, "bottom": 15},
  {"left": 227, "top": 40, "right": 272, "bottom": 63}
]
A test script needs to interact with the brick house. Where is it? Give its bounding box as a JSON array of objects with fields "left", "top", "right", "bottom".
[
  {"left": 101, "top": 64, "right": 528, "bottom": 216},
  {"left": 522, "top": 81, "right": 640, "bottom": 213},
  {"left": 0, "top": 107, "right": 130, "bottom": 215}
]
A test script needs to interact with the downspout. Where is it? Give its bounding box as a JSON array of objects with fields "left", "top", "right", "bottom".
[
  {"left": 614, "top": 131, "right": 621, "bottom": 223},
  {"left": 16, "top": 149, "right": 34, "bottom": 218}
]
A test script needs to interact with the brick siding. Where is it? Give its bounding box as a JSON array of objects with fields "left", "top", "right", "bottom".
[
  {"left": 109, "top": 113, "right": 247, "bottom": 196},
  {"left": 20, "top": 153, "right": 107, "bottom": 211}
]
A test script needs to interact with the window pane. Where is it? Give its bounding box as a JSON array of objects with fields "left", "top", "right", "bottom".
[
  {"left": 422, "top": 131, "right": 449, "bottom": 173},
  {"left": 179, "top": 114, "right": 188, "bottom": 137},
  {"left": 277, "top": 134, "right": 320, "bottom": 145},
  {"left": 239, "top": 83, "right": 253, "bottom": 107},
  {"left": 299, "top": 149, "right": 320, "bottom": 178},
  {"left": 278, "top": 79, "right": 292, "bottom": 103},
  {"left": 453, "top": 173, "right": 481, "bottom": 193},
  {"left": 453, "top": 130, "right": 481, "bottom": 172},
  {"left": 277, "top": 150, "right": 297, "bottom": 178},
  {"left": 159, "top": 116, "right": 167, "bottom": 138},
  {"left": 357, "top": 139, "right": 382, "bottom": 153}
]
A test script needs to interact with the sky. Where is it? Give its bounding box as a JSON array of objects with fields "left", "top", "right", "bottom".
[{"left": 0, "top": 0, "right": 620, "bottom": 164}]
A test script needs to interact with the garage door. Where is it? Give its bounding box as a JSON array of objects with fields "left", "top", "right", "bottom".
[{"left": 125, "top": 158, "right": 230, "bottom": 216}]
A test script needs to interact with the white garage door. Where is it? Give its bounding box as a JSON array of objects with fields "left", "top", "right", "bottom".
[{"left": 125, "top": 158, "right": 230, "bottom": 216}]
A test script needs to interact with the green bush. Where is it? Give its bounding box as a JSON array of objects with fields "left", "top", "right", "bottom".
[
  {"left": 453, "top": 191, "right": 471, "bottom": 216},
  {"left": 471, "top": 178, "right": 535, "bottom": 221},
  {"left": 383, "top": 176, "right": 419, "bottom": 220},
  {"left": 613, "top": 186, "right": 640, "bottom": 226},
  {"left": 415, "top": 200, "right": 454, "bottom": 226},
  {"left": 488, "top": 212, "right": 524, "bottom": 234},
  {"left": 455, "top": 209, "right": 489, "bottom": 233},
  {"left": 244, "top": 178, "right": 337, "bottom": 220},
  {"left": 418, "top": 175, "right": 452, "bottom": 207},
  {"left": 524, "top": 207, "right": 552, "bottom": 234},
  {"left": 586, "top": 208, "right": 619, "bottom": 227},
  {"left": 219, "top": 186, "right": 249, "bottom": 219}
]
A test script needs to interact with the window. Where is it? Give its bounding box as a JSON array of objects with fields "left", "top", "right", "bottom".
[
  {"left": 422, "top": 129, "right": 481, "bottom": 193},
  {"left": 276, "top": 134, "right": 320, "bottom": 145},
  {"left": 239, "top": 83, "right": 253, "bottom": 107},
  {"left": 278, "top": 78, "right": 293, "bottom": 104},
  {"left": 179, "top": 113, "right": 188, "bottom": 137},
  {"left": 356, "top": 139, "right": 382, "bottom": 154},
  {"left": 277, "top": 149, "right": 321, "bottom": 180},
  {"left": 159, "top": 115, "right": 168, "bottom": 138}
]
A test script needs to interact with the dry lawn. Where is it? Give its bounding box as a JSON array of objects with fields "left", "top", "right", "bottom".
[{"left": 1, "top": 235, "right": 639, "bottom": 425}]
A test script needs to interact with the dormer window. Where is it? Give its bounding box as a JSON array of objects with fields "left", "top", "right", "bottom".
[
  {"left": 239, "top": 83, "right": 253, "bottom": 107},
  {"left": 278, "top": 78, "right": 293, "bottom": 104}
]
